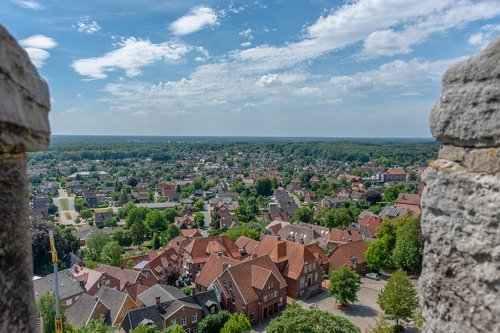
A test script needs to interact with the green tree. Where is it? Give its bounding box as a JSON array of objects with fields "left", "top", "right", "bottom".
[
  {"left": 77, "top": 317, "right": 115, "bottom": 333},
  {"left": 36, "top": 292, "right": 67, "bottom": 333},
  {"left": 197, "top": 310, "right": 231, "bottom": 333},
  {"left": 145, "top": 210, "right": 167, "bottom": 233},
  {"left": 220, "top": 313, "right": 251, "bottom": 333},
  {"left": 74, "top": 197, "right": 87, "bottom": 212},
  {"left": 223, "top": 225, "right": 260, "bottom": 241},
  {"left": 159, "top": 224, "right": 180, "bottom": 246},
  {"left": 323, "top": 207, "right": 352, "bottom": 229},
  {"left": 130, "top": 324, "right": 160, "bottom": 333},
  {"left": 378, "top": 269, "right": 418, "bottom": 328},
  {"left": 48, "top": 203, "right": 59, "bottom": 215},
  {"left": 130, "top": 220, "right": 146, "bottom": 245},
  {"left": 367, "top": 316, "right": 393, "bottom": 333},
  {"left": 194, "top": 212, "right": 205, "bottom": 228},
  {"left": 182, "top": 286, "right": 192, "bottom": 296},
  {"left": 80, "top": 208, "right": 94, "bottom": 219},
  {"left": 266, "top": 303, "right": 360, "bottom": 333},
  {"left": 126, "top": 207, "right": 149, "bottom": 228},
  {"left": 328, "top": 265, "right": 361, "bottom": 306},
  {"left": 85, "top": 231, "right": 110, "bottom": 261},
  {"left": 100, "top": 241, "right": 122, "bottom": 266},
  {"left": 163, "top": 208, "right": 181, "bottom": 223},
  {"left": 290, "top": 206, "right": 315, "bottom": 223},
  {"left": 103, "top": 217, "right": 117, "bottom": 227},
  {"left": 392, "top": 219, "right": 423, "bottom": 274},
  {"left": 255, "top": 177, "right": 273, "bottom": 196},
  {"left": 366, "top": 239, "right": 393, "bottom": 273},
  {"left": 163, "top": 324, "right": 185, "bottom": 333},
  {"left": 112, "top": 230, "right": 133, "bottom": 247}
]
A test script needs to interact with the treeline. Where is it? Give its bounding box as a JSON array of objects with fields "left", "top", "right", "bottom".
[{"left": 29, "top": 138, "right": 438, "bottom": 166}]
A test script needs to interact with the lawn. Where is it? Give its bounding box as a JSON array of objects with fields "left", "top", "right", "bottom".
[
  {"left": 95, "top": 207, "right": 113, "bottom": 213},
  {"left": 60, "top": 198, "right": 69, "bottom": 210}
]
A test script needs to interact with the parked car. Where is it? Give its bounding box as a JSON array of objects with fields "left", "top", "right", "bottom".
[{"left": 366, "top": 273, "right": 381, "bottom": 281}]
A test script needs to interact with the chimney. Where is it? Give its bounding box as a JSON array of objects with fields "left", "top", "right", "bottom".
[
  {"left": 222, "top": 263, "right": 228, "bottom": 271},
  {"left": 276, "top": 235, "right": 281, "bottom": 241},
  {"left": 155, "top": 296, "right": 161, "bottom": 306}
]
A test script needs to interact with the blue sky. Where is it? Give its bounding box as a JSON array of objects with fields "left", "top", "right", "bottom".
[{"left": 2, "top": 0, "right": 500, "bottom": 137}]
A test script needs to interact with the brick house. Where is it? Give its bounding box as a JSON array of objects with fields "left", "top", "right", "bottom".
[
  {"left": 194, "top": 253, "right": 240, "bottom": 293},
  {"left": 383, "top": 168, "right": 407, "bottom": 182},
  {"left": 71, "top": 265, "right": 121, "bottom": 295},
  {"left": 328, "top": 240, "right": 369, "bottom": 275},
  {"left": 213, "top": 255, "right": 287, "bottom": 324},
  {"left": 182, "top": 235, "right": 241, "bottom": 279},
  {"left": 254, "top": 236, "right": 325, "bottom": 299},
  {"left": 395, "top": 193, "right": 421, "bottom": 217}
]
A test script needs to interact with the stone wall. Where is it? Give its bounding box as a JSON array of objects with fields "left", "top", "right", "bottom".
[
  {"left": 420, "top": 38, "right": 500, "bottom": 332},
  {"left": 0, "top": 25, "right": 50, "bottom": 333}
]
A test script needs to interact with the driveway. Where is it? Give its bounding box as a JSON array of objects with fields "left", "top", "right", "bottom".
[{"left": 200, "top": 203, "right": 212, "bottom": 237}]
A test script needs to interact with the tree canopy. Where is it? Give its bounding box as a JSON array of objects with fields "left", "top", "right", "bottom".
[
  {"left": 328, "top": 265, "right": 361, "bottom": 306},
  {"left": 392, "top": 218, "right": 423, "bottom": 274},
  {"left": 197, "top": 310, "right": 231, "bottom": 333},
  {"left": 266, "top": 303, "right": 361, "bottom": 333},
  {"left": 378, "top": 269, "right": 418, "bottom": 327},
  {"left": 220, "top": 313, "right": 251, "bottom": 333}
]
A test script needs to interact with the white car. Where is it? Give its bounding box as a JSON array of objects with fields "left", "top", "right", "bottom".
[{"left": 366, "top": 273, "right": 381, "bottom": 281}]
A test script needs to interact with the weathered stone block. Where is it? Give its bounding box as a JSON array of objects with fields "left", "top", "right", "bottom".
[
  {"left": 430, "top": 38, "right": 500, "bottom": 147},
  {"left": 0, "top": 25, "right": 50, "bottom": 153},
  {"left": 438, "top": 145, "right": 500, "bottom": 174},
  {"left": 421, "top": 160, "right": 500, "bottom": 333}
]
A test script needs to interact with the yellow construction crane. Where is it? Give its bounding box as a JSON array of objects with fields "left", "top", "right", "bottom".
[{"left": 49, "top": 230, "right": 63, "bottom": 333}]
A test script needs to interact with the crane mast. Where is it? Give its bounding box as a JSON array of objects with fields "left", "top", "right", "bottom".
[{"left": 49, "top": 230, "right": 63, "bottom": 333}]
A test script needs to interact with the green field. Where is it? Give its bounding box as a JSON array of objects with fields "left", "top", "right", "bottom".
[{"left": 60, "top": 199, "right": 69, "bottom": 210}]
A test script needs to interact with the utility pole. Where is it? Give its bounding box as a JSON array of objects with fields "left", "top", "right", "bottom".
[{"left": 49, "top": 230, "right": 63, "bottom": 333}]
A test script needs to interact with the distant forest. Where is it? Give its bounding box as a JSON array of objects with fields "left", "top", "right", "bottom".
[{"left": 29, "top": 136, "right": 439, "bottom": 167}]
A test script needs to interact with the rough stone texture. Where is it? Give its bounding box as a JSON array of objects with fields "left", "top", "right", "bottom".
[
  {"left": 0, "top": 24, "right": 50, "bottom": 153},
  {"left": 0, "top": 25, "right": 51, "bottom": 333},
  {"left": 429, "top": 38, "right": 500, "bottom": 148},
  {"left": 421, "top": 38, "right": 500, "bottom": 333},
  {"left": 0, "top": 156, "right": 36, "bottom": 333}
]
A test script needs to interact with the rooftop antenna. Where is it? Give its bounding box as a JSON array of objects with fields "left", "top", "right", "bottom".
[{"left": 49, "top": 230, "right": 63, "bottom": 333}]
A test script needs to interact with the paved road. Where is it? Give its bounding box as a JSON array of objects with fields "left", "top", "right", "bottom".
[{"left": 200, "top": 203, "right": 212, "bottom": 237}]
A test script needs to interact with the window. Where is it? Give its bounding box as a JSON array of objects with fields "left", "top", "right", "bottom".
[
  {"left": 313, "top": 261, "right": 317, "bottom": 269},
  {"left": 263, "top": 295, "right": 268, "bottom": 303},
  {"left": 304, "top": 264, "right": 308, "bottom": 274},
  {"left": 192, "top": 313, "right": 197, "bottom": 324},
  {"left": 229, "top": 281, "right": 232, "bottom": 289},
  {"left": 210, "top": 305, "right": 216, "bottom": 314},
  {"left": 181, "top": 316, "right": 186, "bottom": 326},
  {"left": 279, "top": 297, "right": 283, "bottom": 306},
  {"left": 300, "top": 277, "right": 305, "bottom": 288},
  {"left": 250, "top": 311, "right": 255, "bottom": 321},
  {"left": 268, "top": 280, "right": 274, "bottom": 289},
  {"left": 171, "top": 319, "right": 176, "bottom": 325},
  {"left": 315, "top": 272, "right": 319, "bottom": 282},
  {"left": 273, "top": 291, "right": 278, "bottom": 299}
]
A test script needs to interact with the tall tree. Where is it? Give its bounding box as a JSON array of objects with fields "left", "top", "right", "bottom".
[
  {"left": 365, "top": 239, "right": 393, "bottom": 272},
  {"left": 378, "top": 269, "right": 418, "bottom": 328},
  {"left": 159, "top": 265, "right": 181, "bottom": 286},
  {"left": 100, "top": 241, "right": 122, "bottom": 267},
  {"left": 85, "top": 230, "right": 110, "bottom": 262},
  {"left": 290, "top": 206, "right": 315, "bottom": 224},
  {"left": 392, "top": 219, "right": 423, "bottom": 274},
  {"left": 163, "top": 324, "right": 185, "bottom": 333},
  {"left": 197, "top": 310, "right": 231, "bottom": 333},
  {"left": 145, "top": 210, "right": 167, "bottom": 233},
  {"left": 36, "top": 292, "right": 67, "bottom": 333},
  {"left": 255, "top": 177, "right": 273, "bottom": 196},
  {"left": 220, "top": 313, "right": 251, "bottom": 333},
  {"left": 328, "top": 265, "right": 361, "bottom": 306},
  {"left": 323, "top": 207, "right": 353, "bottom": 229}
]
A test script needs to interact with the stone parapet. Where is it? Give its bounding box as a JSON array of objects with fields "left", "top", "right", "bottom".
[{"left": 421, "top": 38, "right": 500, "bottom": 333}]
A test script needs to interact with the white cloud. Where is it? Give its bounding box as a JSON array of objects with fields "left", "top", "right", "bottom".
[
  {"left": 329, "top": 57, "right": 466, "bottom": 93},
  {"left": 170, "top": 7, "right": 219, "bottom": 36},
  {"left": 71, "top": 38, "right": 191, "bottom": 80},
  {"left": 11, "top": 0, "right": 44, "bottom": 10},
  {"left": 240, "top": 41, "right": 252, "bottom": 47},
  {"left": 468, "top": 24, "right": 500, "bottom": 49},
  {"left": 19, "top": 35, "right": 57, "bottom": 68},
  {"left": 239, "top": 28, "right": 253, "bottom": 39},
  {"left": 72, "top": 16, "right": 101, "bottom": 34},
  {"left": 361, "top": 1, "right": 500, "bottom": 58}
]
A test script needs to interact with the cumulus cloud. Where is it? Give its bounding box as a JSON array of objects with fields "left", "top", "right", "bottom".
[
  {"left": 71, "top": 38, "right": 192, "bottom": 80},
  {"left": 239, "top": 28, "right": 253, "bottom": 39},
  {"left": 19, "top": 35, "right": 57, "bottom": 68},
  {"left": 11, "top": 0, "right": 44, "bottom": 10},
  {"left": 170, "top": 6, "right": 219, "bottom": 36},
  {"left": 72, "top": 16, "right": 101, "bottom": 34}
]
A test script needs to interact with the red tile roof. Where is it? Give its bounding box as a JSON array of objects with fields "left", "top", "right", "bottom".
[
  {"left": 195, "top": 254, "right": 240, "bottom": 289},
  {"left": 328, "top": 240, "right": 368, "bottom": 270}
]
